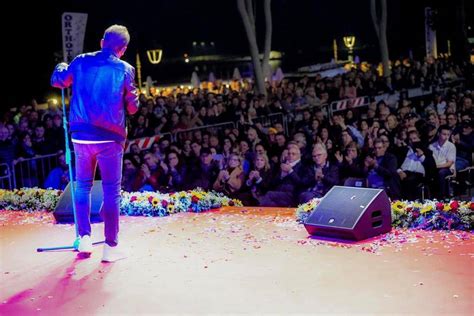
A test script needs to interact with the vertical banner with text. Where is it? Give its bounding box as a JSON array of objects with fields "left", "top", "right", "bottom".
[
  {"left": 424, "top": 7, "right": 438, "bottom": 60},
  {"left": 62, "top": 12, "right": 88, "bottom": 63}
]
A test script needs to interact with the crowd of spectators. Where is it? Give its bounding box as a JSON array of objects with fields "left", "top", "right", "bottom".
[{"left": 1, "top": 58, "right": 472, "bottom": 204}]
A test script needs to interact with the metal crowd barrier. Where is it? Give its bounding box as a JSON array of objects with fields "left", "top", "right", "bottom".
[
  {"left": 12, "top": 153, "right": 61, "bottom": 189},
  {"left": 0, "top": 163, "right": 12, "bottom": 190},
  {"left": 239, "top": 112, "right": 288, "bottom": 135}
]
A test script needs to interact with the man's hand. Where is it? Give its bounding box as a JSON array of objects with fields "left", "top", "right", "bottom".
[
  {"left": 280, "top": 163, "right": 292, "bottom": 173},
  {"left": 334, "top": 151, "right": 343, "bottom": 163},
  {"left": 398, "top": 170, "right": 407, "bottom": 180}
]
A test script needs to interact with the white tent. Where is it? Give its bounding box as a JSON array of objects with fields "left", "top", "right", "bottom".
[
  {"left": 208, "top": 72, "right": 216, "bottom": 83},
  {"left": 145, "top": 76, "right": 154, "bottom": 96},
  {"left": 272, "top": 67, "right": 284, "bottom": 83},
  {"left": 191, "top": 71, "right": 200, "bottom": 88},
  {"left": 232, "top": 67, "right": 242, "bottom": 80}
]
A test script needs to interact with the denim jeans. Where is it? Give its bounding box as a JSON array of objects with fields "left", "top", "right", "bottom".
[{"left": 73, "top": 142, "right": 123, "bottom": 246}]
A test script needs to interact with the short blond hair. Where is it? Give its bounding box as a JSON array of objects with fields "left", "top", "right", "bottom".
[{"left": 103, "top": 25, "right": 130, "bottom": 52}]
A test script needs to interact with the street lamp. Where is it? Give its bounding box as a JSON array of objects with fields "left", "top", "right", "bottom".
[
  {"left": 147, "top": 49, "right": 163, "bottom": 64},
  {"left": 343, "top": 36, "right": 356, "bottom": 62}
]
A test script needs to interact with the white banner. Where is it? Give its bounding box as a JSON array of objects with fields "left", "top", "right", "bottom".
[
  {"left": 62, "top": 12, "right": 88, "bottom": 63},
  {"left": 424, "top": 7, "right": 438, "bottom": 59}
]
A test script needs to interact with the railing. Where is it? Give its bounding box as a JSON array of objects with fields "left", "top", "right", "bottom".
[
  {"left": 0, "top": 163, "right": 12, "bottom": 190},
  {"left": 126, "top": 122, "right": 237, "bottom": 152},
  {"left": 12, "top": 153, "right": 62, "bottom": 189},
  {"left": 238, "top": 112, "right": 289, "bottom": 135},
  {"left": 329, "top": 96, "right": 370, "bottom": 116},
  {"left": 125, "top": 133, "right": 171, "bottom": 153}
]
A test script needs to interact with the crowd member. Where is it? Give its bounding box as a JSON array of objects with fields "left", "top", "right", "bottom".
[
  {"left": 213, "top": 153, "right": 244, "bottom": 198},
  {"left": 299, "top": 143, "right": 340, "bottom": 203},
  {"left": 258, "top": 144, "right": 308, "bottom": 207},
  {"left": 429, "top": 125, "right": 456, "bottom": 198}
]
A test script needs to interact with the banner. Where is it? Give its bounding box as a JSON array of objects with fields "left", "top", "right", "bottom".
[
  {"left": 330, "top": 96, "right": 369, "bottom": 114},
  {"left": 424, "top": 7, "right": 438, "bottom": 59},
  {"left": 125, "top": 135, "right": 162, "bottom": 153},
  {"left": 62, "top": 12, "right": 88, "bottom": 63}
]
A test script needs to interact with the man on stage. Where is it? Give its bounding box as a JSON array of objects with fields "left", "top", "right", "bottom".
[{"left": 51, "top": 25, "right": 139, "bottom": 262}]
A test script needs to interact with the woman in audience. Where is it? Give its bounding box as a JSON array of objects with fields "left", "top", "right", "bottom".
[
  {"left": 163, "top": 151, "right": 186, "bottom": 192},
  {"left": 239, "top": 154, "right": 273, "bottom": 205},
  {"left": 213, "top": 153, "right": 244, "bottom": 198}
]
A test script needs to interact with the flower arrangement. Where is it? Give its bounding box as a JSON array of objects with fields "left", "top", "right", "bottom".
[
  {"left": 0, "top": 187, "right": 242, "bottom": 217},
  {"left": 120, "top": 189, "right": 242, "bottom": 217},
  {"left": 0, "top": 187, "right": 62, "bottom": 212},
  {"left": 296, "top": 198, "right": 474, "bottom": 231}
]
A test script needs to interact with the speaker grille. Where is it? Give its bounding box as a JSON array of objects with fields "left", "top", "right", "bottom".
[{"left": 306, "top": 187, "right": 381, "bottom": 229}]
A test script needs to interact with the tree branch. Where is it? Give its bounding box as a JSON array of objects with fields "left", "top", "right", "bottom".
[
  {"left": 245, "top": 0, "right": 256, "bottom": 34},
  {"left": 370, "top": 0, "right": 380, "bottom": 38},
  {"left": 262, "top": 0, "right": 272, "bottom": 81}
]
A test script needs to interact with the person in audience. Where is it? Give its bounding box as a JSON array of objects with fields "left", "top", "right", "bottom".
[
  {"left": 397, "top": 130, "right": 434, "bottom": 200},
  {"left": 121, "top": 155, "right": 139, "bottom": 192},
  {"left": 429, "top": 125, "right": 456, "bottom": 198},
  {"left": 0, "top": 125, "right": 15, "bottom": 164},
  {"left": 163, "top": 151, "right": 186, "bottom": 192},
  {"left": 363, "top": 138, "right": 401, "bottom": 199},
  {"left": 15, "top": 132, "right": 38, "bottom": 187},
  {"left": 32, "top": 124, "right": 56, "bottom": 155},
  {"left": 337, "top": 142, "right": 365, "bottom": 183},
  {"left": 133, "top": 151, "right": 167, "bottom": 192},
  {"left": 452, "top": 120, "right": 473, "bottom": 171},
  {"left": 213, "top": 153, "right": 244, "bottom": 198},
  {"left": 239, "top": 154, "right": 273, "bottom": 205},
  {"left": 258, "top": 144, "right": 308, "bottom": 207},
  {"left": 299, "top": 143, "right": 339, "bottom": 203},
  {"left": 186, "top": 147, "right": 220, "bottom": 190},
  {"left": 44, "top": 153, "right": 71, "bottom": 190}
]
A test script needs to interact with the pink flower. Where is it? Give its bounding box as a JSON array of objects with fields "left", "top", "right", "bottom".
[
  {"left": 449, "top": 200, "right": 459, "bottom": 211},
  {"left": 435, "top": 202, "right": 444, "bottom": 211},
  {"left": 191, "top": 196, "right": 199, "bottom": 203},
  {"left": 161, "top": 200, "right": 168, "bottom": 208},
  {"left": 130, "top": 196, "right": 137, "bottom": 202}
]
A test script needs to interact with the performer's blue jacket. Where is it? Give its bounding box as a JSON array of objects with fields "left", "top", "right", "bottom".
[{"left": 51, "top": 48, "right": 139, "bottom": 145}]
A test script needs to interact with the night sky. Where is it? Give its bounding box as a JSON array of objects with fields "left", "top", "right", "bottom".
[{"left": 4, "top": 0, "right": 472, "bottom": 109}]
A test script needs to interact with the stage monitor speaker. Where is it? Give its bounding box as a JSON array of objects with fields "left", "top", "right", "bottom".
[
  {"left": 304, "top": 186, "right": 391, "bottom": 241},
  {"left": 53, "top": 180, "right": 104, "bottom": 224}
]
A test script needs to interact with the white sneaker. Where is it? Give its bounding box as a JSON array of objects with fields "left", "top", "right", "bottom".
[
  {"left": 102, "top": 244, "right": 128, "bottom": 262},
  {"left": 78, "top": 235, "right": 93, "bottom": 254}
]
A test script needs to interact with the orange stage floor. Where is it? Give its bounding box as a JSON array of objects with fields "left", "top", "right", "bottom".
[{"left": 0, "top": 207, "right": 473, "bottom": 315}]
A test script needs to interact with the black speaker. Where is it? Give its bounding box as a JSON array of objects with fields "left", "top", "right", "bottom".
[
  {"left": 304, "top": 186, "right": 391, "bottom": 241},
  {"left": 53, "top": 180, "right": 104, "bottom": 224}
]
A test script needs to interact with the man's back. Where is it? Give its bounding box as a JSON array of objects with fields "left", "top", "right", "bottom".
[{"left": 51, "top": 48, "right": 138, "bottom": 143}]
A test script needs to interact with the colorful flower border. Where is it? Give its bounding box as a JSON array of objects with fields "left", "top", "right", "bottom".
[
  {"left": 295, "top": 198, "right": 474, "bottom": 231},
  {"left": 0, "top": 187, "right": 242, "bottom": 216}
]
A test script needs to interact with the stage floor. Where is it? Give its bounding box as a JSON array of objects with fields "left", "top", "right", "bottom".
[{"left": 0, "top": 207, "right": 473, "bottom": 315}]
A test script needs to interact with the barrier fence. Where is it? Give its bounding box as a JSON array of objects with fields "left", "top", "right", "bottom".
[
  {"left": 0, "top": 163, "right": 12, "bottom": 190},
  {"left": 238, "top": 112, "right": 288, "bottom": 135},
  {"left": 1, "top": 153, "right": 63, "bottom": 190}
]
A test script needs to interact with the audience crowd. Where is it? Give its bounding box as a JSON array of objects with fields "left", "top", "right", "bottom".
[{"left": 1, "top": 58, "right": 472, "bottom": 205}]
